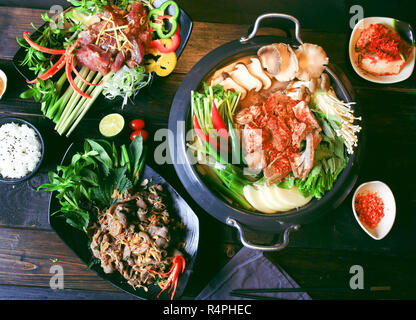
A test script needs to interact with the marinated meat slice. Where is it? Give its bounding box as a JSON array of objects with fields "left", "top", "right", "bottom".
[
  {"left": 263, "top": 153, "right": 292, "bottom": 185},
  {"left": 127, "top": 2, "right": 148, "bottom": 31},
  {"left": 292, "top": 101, "right": 321, "bottom": 131},
  {"left": 358, "top": 53, "right": 405, "bottom": 76},
  {"left": 245, "top": 150, "right": 267, "bottom": 170},
  {"left": 238, "top": 93, "right": 323, "bottom": 184},
  {"left": 289, "top": 131, "right": 321, "bottom": 180},
  {"left": 267, "top": 117, "right": 291, "bottom": 152},
  {"left": 75, "top": 44, "right": 112, "bottom": 75},
  {"left": 238, "top": 89, "right": 266, "bottom": 109},
  {"left": 78, "top": 30, "right": 96, "bottom": 45},
  {"left": 291, "top": 121, "right": 307, "bottom": 148},
  {"left": 111, "top": 51, "right": 126, "bottom": 73},
  {"left": 235, "top": 105, "right": 264, "bottom": 125},
  {"left": 242, "top": 124, "right": 269, "bottom": 153},
  {"left": 129, "top": 38, "right": 145, "bottom": 66}
]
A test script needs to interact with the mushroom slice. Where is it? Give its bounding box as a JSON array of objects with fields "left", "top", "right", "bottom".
[
  {"left": 295, "top": 43, "right": 329, "bottom": 81},
  {"left": 246, "top": 57, "right": 272, "bottom": 89},
  {"left": 219, "top": 77, "right": 247, "bottom": 99},
  {"left": 210, "top": 72, "right": 228, "bottom": 87},
  {"left": 274, "top": 43, "right": 299, "bottom": 82},
  {"left": 320, "top": 72, "right": 330, "bottom": 91},
  {"left": 257, "top": 44, "right": 281, "bottom": 75},
  {"left": 230, "top": 63, "right": 263, "bottom": 92}
]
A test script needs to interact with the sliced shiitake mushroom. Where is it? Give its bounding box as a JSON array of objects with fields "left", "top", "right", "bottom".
[
  {"left": 230, "top": 63, "right": 263, "bottom": 92},
  {"left": 257, "top": 43, "right": 298, "bottom": 82},
  {"left": 295, "top": 43, "right": 329, "bottom": 81},
  {"left": 246, "top": 57, "right": 272, "bottom": 89},
  {"left": 257, "top": 44, "right": 282, "bottom": 76},
  {"left": 219, "top": 77, "right": 247, "bottom": 99},
  {"left": 274, "top": 44, "right": 299, "bottom": 82}
]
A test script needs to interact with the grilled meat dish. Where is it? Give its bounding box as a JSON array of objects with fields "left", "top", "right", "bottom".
[
  {"left": 76, "top": 2, "right": 152, "bottom": 75},
  {"left": 89, "top": 184, "right": 185, "bottom": 290},
  {"left": 236, "top": 93, "right": 322, "bottom": 185}
]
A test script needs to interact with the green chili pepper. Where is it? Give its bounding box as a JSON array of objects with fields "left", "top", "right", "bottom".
[{"left": 148, "top": 0, "right": 179, "bottom": 39}]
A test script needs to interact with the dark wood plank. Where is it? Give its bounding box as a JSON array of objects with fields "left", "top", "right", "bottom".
[
  {"left": 265, "top": 247, "right": 416, "bottom": 300},
  {"left": 0, "top": 224, "right": 238, "bottom": 297},
  {"left": 0, "top": 284, "right": 136, "bottom": 299},
  {"left": 0, "top": 227, "right": 120, "bottom": 291}
]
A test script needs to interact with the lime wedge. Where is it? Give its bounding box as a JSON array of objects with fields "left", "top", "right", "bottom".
[{"left": 99, "top": 113, "right": 125, "bottom": 137}]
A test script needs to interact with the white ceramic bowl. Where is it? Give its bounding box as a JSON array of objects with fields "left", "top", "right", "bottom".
[
  {"left": 0, "top": 69, "right": 7, "bottom": 100},
  {"left": 349, "top": 17, "right": 415, "bottom": 84},
  {"left": 352, "top": 181, "right": 396, "bottom": 240}
]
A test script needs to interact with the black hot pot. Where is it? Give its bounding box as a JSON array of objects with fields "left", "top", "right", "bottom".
[{"left": 168, "top": 13, "right": 363, "bottom": 251}]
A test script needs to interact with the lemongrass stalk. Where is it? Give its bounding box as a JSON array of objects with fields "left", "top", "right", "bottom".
[
  {"left": 52, "top": 77, "right": 78, "bottom": 124},
  {"left": 65, "top": 72, "right": 113, "bottom": 137},
  {"left": 63, "top": 72, "right": 102, "bottom": 129},
  {"left": 55, "top": 71, "right": 68, "bottom": 92},
  {"left": 55, "top": 67, "right": 89, "bottom": 129},
  {"left": 46, "top": 74, "right": 68, "bottom": 119},
  {"left": 55, "top": 67, "right": 89, "bottom": 131},
  {"left": 56, "top": 70, "right": 97, "bottom": 133},
  {"left": 58, "top": 71, "right": 103, "bottom": 135}
]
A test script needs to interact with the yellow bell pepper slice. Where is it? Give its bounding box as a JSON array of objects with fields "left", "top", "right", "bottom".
[{"left": 144, "top": 47, "right": 177, "bottom": 77}]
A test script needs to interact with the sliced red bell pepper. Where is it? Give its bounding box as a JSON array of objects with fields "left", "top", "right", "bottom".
[
  {"left": 27, "top": 54, "right": 67, "bottom": 84},
  {"left": 193, "top": 114, "right": 209, "bottom": 144},
  {"left": 66, "top": 56, "right": 91, "bottom": 99},
  {"left": 151, "top": 22, "right": 180, "bottom": 53},
  {"left": 211, "top": 100, "right": 229, "bottom": 140},
  {"left": 71, "top": 62, "right": 103, "bottom": 87},
  {"left": 23, "top": 31, "right": 66, "bottom": 55}
]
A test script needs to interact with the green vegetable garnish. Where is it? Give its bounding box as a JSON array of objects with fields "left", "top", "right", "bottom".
[{"left": 39, "top": 137, "right": 147, "bottom": 232}]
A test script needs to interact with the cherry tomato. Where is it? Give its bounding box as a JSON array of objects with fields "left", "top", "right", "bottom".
[
  {"left": 130, "top": 129, "right": 149, "bottom": 142},
  {"left": 129, "top": 119, "right": 145, "bottom": 131}
]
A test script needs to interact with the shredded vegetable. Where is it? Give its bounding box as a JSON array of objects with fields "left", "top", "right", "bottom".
[
  {"left": 103, "top": 65, "right": 152, "bottom": 108},
  {"left": 312, "top": 90, "right": 362, "bottom": 154}
]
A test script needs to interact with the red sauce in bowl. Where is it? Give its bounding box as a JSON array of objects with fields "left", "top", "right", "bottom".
[{"left": 354, "top": 191, "right": 385, "bottom": 229}]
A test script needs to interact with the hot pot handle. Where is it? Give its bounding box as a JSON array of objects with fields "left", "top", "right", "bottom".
[
  {"left": 226, "top": 217, "right": 300, "bottom": 251},
  {"left": 240, "top": 13, "right": 304, "bottom": 45}
]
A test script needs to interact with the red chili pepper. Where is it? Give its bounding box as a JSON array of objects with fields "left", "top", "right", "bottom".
[
  {"left": 354, "top": 191, "right": 384, "bottom": 229},
  {"left": 23, "top": 31, "right": 66, "bottom": 55},
  {"left": 193, "top": 114, "right": 209, "bottom": 144},
  {"left": 156, "top": 255, "right": 186, "bottom": 300},
  {"left": 25, "top": 35, "right": 94, "bottom": 99},
  {"left": 151, "top": 24, "right": 180, "bottom": 53},
  {"left": 27, "top": 54, "right": 67, "bottom": 84},
  {"left": 71, "top": 62, "right": 103, "bottom": 87},
  {"left": 211, "top": 100, "right": 229, "bottom": 140},
  {"left": 66, "top": 55, "right": 92, "bottom": 99}
]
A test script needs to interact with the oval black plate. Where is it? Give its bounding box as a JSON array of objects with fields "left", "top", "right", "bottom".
[
  {"left": 12, "top": 0, "right": 193, "bottom": 107},
  {"left": 48, "top": 142, "right": 199, "bottom": 300}
]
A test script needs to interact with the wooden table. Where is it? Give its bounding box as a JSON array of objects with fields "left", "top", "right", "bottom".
[{"left": 0, "top": 0, "right": 415, "bottom": 300}]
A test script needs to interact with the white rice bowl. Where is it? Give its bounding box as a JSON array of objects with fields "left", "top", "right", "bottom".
[{"left": 0, "top": 122, "right": 42, "bottom": 179}]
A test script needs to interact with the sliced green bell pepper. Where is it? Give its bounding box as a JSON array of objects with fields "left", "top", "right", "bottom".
[{"left": 148, "top": 0, "right": 180, "bottom": 39}]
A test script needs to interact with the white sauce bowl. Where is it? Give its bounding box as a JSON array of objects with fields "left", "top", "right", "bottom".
[{"left": 352, "top": 181, "right": 396, "bottom": 240}]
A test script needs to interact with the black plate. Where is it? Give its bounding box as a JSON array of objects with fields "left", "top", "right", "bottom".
[
  {"left": 12, "top": 0, "right": 193, "bottom": 107},
  {"left": 169, "top": 35, "right": 363, "bottom": 234},
  {"left": 48, "top": 142, "right": 199, "bottom": 300}
]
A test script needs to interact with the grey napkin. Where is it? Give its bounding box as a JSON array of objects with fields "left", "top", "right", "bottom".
[{"left": 195, "top": 247, "right": 311, "bottom": 300}]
